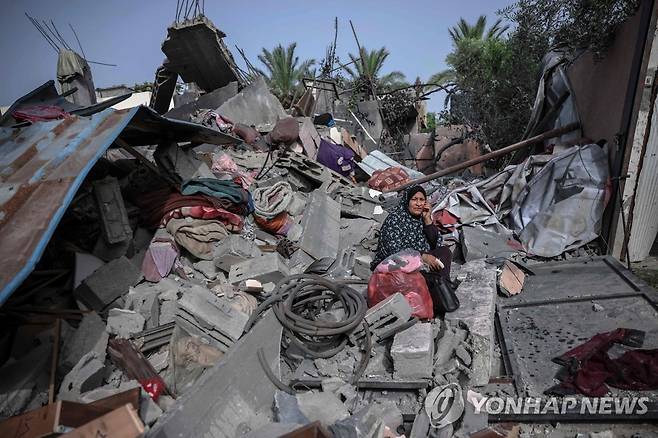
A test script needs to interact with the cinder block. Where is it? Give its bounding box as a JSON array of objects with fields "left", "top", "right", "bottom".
[
  {"left": 74, "top": 256, "right": 141, "bottom": 312},
  {"left": 351, "top": 293, "right": 412, "bottom": 343},
  {"left": 391, "top": 323, "right": 434, "bottom": 379},
  {"left": 228, "top": 253, "right": 289, "bottom": 285},
  {"left": 93, "top": 176, "right": 132, "bottom": 244},
  {"left": 58, "top": 352, "right": 105, "bottom": 402},
  {"left": 176, "top": 286, "right": 250, "bottom": 351}
]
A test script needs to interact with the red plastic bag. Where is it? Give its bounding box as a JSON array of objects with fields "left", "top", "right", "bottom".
[
  {"left": 367, "top": 271, "right": 434, "bottom": 319},
  {"left": 139, "top": 376, "right": 166, "bottom": 401}
]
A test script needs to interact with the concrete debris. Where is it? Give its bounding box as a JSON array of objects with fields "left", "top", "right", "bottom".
[
  {"left": 58, "top": 352, "right": 105, "bottom": 402},
  {"left": 0, "top": 343, "right": 51, "bottom": 417},
  {"left": 461, "top": 226, "right": 520, "bottom": 262},
  {"left": 295, "top": 391, "right": 350, "bottom": 425},
  {"left": 176, "top": 285, "right": 249, "bottom": 351},
  {"left": 444, "top": 260, "right": 497, "bottom": 386},
  {"left": 107, "top": 308, "right": 146, "bottom": 338},
  {"left": 217, "top": 76, "right": 286, "bottom": 131},
  {"left": 351, "top": 293, "right": 413, "bottom": 344},
  {"left": 60, "top": 312, "right": 109, "bottom": 374},
  {"left": 93, "top": 176, "right": 133, "bottom": 245},
  {"left": 391, "top": 323, "right": 434, "bottom": 379},
  {"left": 214, "top": 234, "right": 261, "bottom": 272},
  {"left": 125, "top": 287, "right": 160, "bottom": 329},
  {"left": 299, "top": 192, "right": 341, "bottom": 261},
  {"left": 74, "top": 256, "right": 142, "bottom": 312},
  {"left": 228, "top": 252, "right": 290, "bottom": 286},
  {"left": 274, "top": 390, "right": 309, "bottom": 424}
]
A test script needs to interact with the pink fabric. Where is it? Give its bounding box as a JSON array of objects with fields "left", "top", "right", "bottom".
[
  {"left": 13, "top": 105, "right": 70, "bottom": 122},
  {"left": 374, "top": 249, "right": 423, "bottom": 274},
  {"left": 160, "top": 205, "right": 243, "bottom": 231},
  {"left": 211, "top": 152, "right": 255, "bottom": 190},
  {"left": 142, "top": 230, "right": 179, "bottom": 282}
]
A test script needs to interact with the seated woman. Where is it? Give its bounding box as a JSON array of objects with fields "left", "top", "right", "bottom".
[{"left": 370, "top": 185, "right": 451, "bottom": 278}]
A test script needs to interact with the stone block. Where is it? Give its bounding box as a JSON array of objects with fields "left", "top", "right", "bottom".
[
  {"left": 391, "top": 323, "right": 434, "bottom": 379},
  {"left": 74, "top": 256, "right": 142, "bottom": 311},
  {"left": 93, "top": 176, "right": 132, "bottom": 244},
  {"left": 228, "top": 253, "right": 289, "bottom": 285},
  {"left": 295, "top": 391, "right": 349, "bottom": 425}
]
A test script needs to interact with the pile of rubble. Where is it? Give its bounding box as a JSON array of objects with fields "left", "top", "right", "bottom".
[{"left": 3, "top": 8, "right": 658, "bottom": 438}]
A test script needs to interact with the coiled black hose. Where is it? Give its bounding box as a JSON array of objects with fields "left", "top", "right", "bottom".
[{"left": 246, "top": 274, "right": 368, "bottom": 359}]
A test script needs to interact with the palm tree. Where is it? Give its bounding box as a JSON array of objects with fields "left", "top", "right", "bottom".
[
  {"left": 343, "top": 47, "right": 407, "bottom": 92},
  {"left": 429, "top": 15, "right": 509, "bottom": 88},
  {"left": 258, "top": 43, "right": 315, "bottom": 107},
  {"left": 448, "top": 16, "right": 509, "bottom": 44}
]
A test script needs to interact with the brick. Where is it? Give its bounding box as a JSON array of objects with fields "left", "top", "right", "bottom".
[{"left": 228, "top": 253, "right": 289, "bottom": 285}]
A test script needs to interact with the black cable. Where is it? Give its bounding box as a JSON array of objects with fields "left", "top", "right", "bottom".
[
  {"left": 258, "top": 348, "right": 294, "bottom": 394},
  {"left": 246, "top": 274, "right": 367, "bottom": 359},
  {"left": 351, "top": 320, "right": 372, "bottom": 384}
]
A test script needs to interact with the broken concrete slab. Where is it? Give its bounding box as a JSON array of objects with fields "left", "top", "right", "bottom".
[
  {"left": 299, "top": 117, "right": 321, "bottom": 159},
  {"left": 155, "top": 141, "right": 215, "bottom": 182},
  {"left": 176, "top": 285, "right": 249, "bottom": 351},
  {"left": 74, "top": 256, "right": 142, "bottom": 312},
  {"left": 161, "top": 16, "right": 241, "bottom": 92},
  {"left": 125, "top": 288, "right": 160, "bottom": 330},
  {"left": 461, "top": 226, "right": 520, "bottom": 262},
  {"left": 60, "top": 312, "right": 109, "bottom": 374},
  {"left": 193, "top": 259, "right": 221, "bottom": 280},
  {"left": 299, "top": 192, "right": 341, "bottom": 261},
  {"left": 149, "top": 311, "right": 283, "bottom": 438},
  {"left": 274, "top": 391, "right": 309, "bottom": 424},
  {"left": 445, "top": 260, "right": 497, "bottom": 386},
  {"left": 353, "top": 254, "right": 373, "bottom": 280},
  {"left": 228, "top": 253, "right": 290, "bottom": 286},
  {"left": 214, "top": 234, "right": 261, "bottom": 272},
  {"left": 107, "top": 309, "right": 146, "bottom": 339},
  {"left": 93, "top": 176, "right": 132, "bottom": 245},
  {"left": 295, "top": 391, "right": 350, "bottom": 425},
  {"left": 165, "top": 81, "right": 238, "bottom": 122},
  {"left": 391, "top": 323, "right": 434, "bottom": 379},
  {"left": 58, "top": 352, "right": 105, "bottom": 402},
  {"left": 217, "top": 76, "right": 286, "bottom": 131}
]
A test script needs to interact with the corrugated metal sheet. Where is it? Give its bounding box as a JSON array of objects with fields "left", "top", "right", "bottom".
[
  {"left": 357, "top": 150, "right": 424, "bottom": 179},
  {"left": 0, "top": 106, "right": 240, "bottom": 304},
  {"left": 628, "top": 92, "right": 658, "bottom": 261}
]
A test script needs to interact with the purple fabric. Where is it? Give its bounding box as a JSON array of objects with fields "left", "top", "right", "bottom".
[{"left": 316, "top": 139, "right": 355, "bottom": 177}]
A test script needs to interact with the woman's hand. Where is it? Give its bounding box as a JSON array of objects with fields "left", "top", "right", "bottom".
[
  {"left": 422, "top": 253, "right": 444, "bottom": 271},
  {"left": 422, "top": 201, "right": 433, "bottom": 225}
]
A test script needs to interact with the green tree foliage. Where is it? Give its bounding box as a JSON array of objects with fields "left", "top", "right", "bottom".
[
  {"left": 342, "top": 47, "right": 408, "bottom": 94},
  {"left": 258, "top": 43, "right": 315, "bottom": 107},
  {"left": 440, "top": 0, "right": 639, "bottom": 165}
]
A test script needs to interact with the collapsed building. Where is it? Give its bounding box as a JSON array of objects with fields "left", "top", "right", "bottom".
[{"left": 1, "top": 3, "right": 658, "bottom": 438}]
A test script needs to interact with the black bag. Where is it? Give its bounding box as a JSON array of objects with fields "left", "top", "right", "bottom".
[{"left": 422, "top": 272, "right": 460, "bottom": 314}]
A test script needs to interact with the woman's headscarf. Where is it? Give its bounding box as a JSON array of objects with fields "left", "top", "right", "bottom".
[{"left": 371, "top": 185, "right": 430, "bottom": 269}]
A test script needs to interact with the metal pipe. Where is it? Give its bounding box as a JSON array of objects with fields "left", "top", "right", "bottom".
[{"left": 386, "top": 122, "right": 581, "bottom": 193}]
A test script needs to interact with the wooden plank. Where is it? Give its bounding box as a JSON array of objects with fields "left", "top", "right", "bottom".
[
  {"left": 60, "top": 404, "right": 144, "bottom": 438},
  {"left": 0, "top": 402, "right": 60, "bottom": 438}
]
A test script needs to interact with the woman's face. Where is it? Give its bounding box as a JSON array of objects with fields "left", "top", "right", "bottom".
[{"left": 408, "top": 192, "right": 426, "bottom": 217}]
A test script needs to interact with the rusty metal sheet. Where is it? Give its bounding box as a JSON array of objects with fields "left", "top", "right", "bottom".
[{"left": 0, "top": 106, "right": 240, "bottom": 304}]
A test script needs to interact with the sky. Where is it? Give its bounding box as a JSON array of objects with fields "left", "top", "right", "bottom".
[{"left": 0, "top": 0, "right": 515, "bottom": 113}]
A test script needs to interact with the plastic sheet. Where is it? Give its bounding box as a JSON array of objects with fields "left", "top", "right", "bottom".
[{"left": 368, "top": 271, "right": 433, "bottom": 319}]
